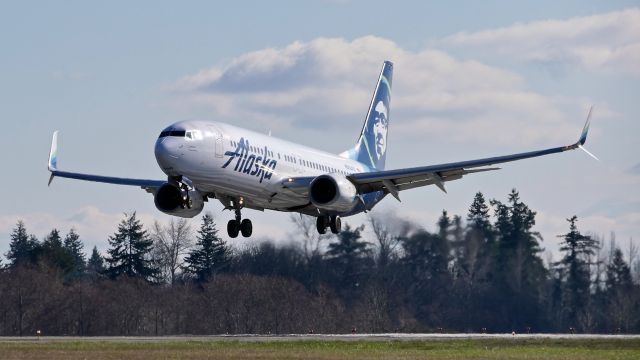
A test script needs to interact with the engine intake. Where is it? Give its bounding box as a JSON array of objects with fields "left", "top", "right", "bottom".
[
  {"left": 309, "top": 174, "right": 358, "bottom": 213},
  {"left": 154, "top": 183, "right": 204, "bottom": 218}
]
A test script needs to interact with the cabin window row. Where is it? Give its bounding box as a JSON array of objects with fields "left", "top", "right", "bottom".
[{"left": 229, "top": 140, "right": 350, "bottom": 175}]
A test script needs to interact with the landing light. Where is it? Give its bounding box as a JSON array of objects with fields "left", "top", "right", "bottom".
[{"left": 288, "top": 178, "right": 294, "bottom": 182}]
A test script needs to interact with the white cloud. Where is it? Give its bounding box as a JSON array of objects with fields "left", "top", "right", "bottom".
[
  {"left": 0, "top": 207, "right": 158, "bottom": 256},
  {"left": 171, "top": 36, "right": 591, "bottom": 148},
  {"left": 443, "top": 8, "right": 640, "bottom": 76}
]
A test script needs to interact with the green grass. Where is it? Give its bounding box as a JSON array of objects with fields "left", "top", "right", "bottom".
[{"left": 0, "top": 338, "right": 639, "bottom": 359}]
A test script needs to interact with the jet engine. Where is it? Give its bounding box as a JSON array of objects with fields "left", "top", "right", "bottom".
[
  {"left": 153, "top": 183, "right": 204, "bottom": 218},
  {"left": 309, "top": 173, "right": 359, "bottom": 213}
]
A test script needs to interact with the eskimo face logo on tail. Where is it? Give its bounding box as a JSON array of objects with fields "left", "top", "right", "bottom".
[
  {"left": 221, "top": 138, "right": 277, "bottom": 183},
  {"left": 372, "top": 101, "right": 388, "bottom": 160}
]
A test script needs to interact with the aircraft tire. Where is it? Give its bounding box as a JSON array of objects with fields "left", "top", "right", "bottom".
[
  {"left": 227, "top": 220, "right": 239, "bottom": 238},
  {"left": 240, "top": 219, "right": 253, "bottom": 237},
  {"left": 329, "top": 215, "right": 341, "bottom": 234},
  {"left": 316, "top": 216, "right": 327, "bottom": 234}
]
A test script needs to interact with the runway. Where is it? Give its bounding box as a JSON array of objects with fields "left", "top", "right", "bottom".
[{"left": 2, "top": 333, "right": 639, "bottom": 342}]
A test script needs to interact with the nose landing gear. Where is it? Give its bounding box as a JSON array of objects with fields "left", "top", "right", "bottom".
[
  {"left": 316, "top": 215, "right": 341, "bottom": 235},
  {"left": 227, "top": 206, "right": 253, "bottom": 238}
]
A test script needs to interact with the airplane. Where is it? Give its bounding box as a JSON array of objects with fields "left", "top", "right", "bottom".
[{"left": 47, "top": 61, "right": 596, "bottom": 238}]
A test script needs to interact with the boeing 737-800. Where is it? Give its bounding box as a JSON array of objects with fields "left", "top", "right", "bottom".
[{"left": 47, "top": 61, "right": 595, "bottom": 238}]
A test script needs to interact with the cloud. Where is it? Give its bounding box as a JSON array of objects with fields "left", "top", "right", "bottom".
[
  {"left": 0, "top": 207, "right": 158, "bottom": 256},
  {"left": 629, "top": 163, "right": 640, "bottom": 175},
  {"left": 443, "top": 8, "right": 640, "bottom": 76},
  {"left": 172, "top": 36, "right": 590, "bottom": 147}
]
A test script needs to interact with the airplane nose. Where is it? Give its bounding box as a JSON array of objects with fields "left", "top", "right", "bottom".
[{"left": 155, "top": 137, "right": 181, "bottom": 175}]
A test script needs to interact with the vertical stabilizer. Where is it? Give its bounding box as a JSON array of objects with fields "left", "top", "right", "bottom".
[{"left": 342, "top": 61, "right": 393, "bottom": 171}]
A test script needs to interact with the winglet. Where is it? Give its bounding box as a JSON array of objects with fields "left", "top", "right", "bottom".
[
  {"left": 576, "top": 106, "right": 599, "bottom": 161},
  {"left": 48, "top": 131, "right": 59, "bottom": 186},
  {"left": 578, "top": 106, "right": 593, "bottom": 146}
]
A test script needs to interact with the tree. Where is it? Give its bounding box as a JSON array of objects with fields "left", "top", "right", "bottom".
[
  {"left": 104, "top": 212, "right": 158, "bottom": 281},
  {"left": 467, "top": 192, "right": 492, "bottom": 234},
  {"left": 491, "top": 189, "right": 546, "bottom": 330},
  {"left": 151, "top": 219, "right": 193, "bottom": 284},
  {"left": 605, "top": 248, "right": 635, "bottom": 331},
  {"left": 556, "top": 216, "right": 599, "bottom": 330},
  {"left": 326, "top": 224, "right": 371, "bottom": 298},
  {"left": 184, "top": 214, "right": 228, "bottom": 283},
  {"left": 87, "top": 246, "right": 105, "bottom": 276},
  {"left": 5, "top": 221, "right": 39, "bottom": 266},
  {"left": 41, "top": 229, "right": 74, "bottom": 272},
  {"left": 401, "top": 228, "right": 451, "bottom": 326},
  {"left": 368, "top": 214, "right": 401, "bottom": 269},
  {"left": 64, "top": 229, "right": 86, "bottom": 276}
]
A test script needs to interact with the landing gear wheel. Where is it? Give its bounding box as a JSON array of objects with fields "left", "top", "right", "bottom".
[
  {"left": 240, "top": 219, "right": 253, "bottom": 238},
  {"left": 316, "top": 216, "right": 327, "bottom": 235},
  {"left": 329, "top": 215, "right": 341, "bottom": 234},
  {"left": 227, "top": 220, "right": 239, "bottom": 238}
]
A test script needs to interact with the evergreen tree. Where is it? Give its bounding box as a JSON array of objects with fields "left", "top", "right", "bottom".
[
  {"left": 556, "top": 216, "right": 599, "bottom": 330},
  {"left": 41, "top": 229, "right": 74, "bottom": 272},
  {"left": 64, "top": 229, "right": 86, "bottom": 276},
  {"left": 491, "top": 189, "right": 547, "bottom": 330},
  {"left": 437, "top": 210, "right": 451, "bottom": 241},
  {"left": 467, "top": 192, "right": 492, "bottom": 232},
  {"left": 326, "top": 224, "right": 371, "bottom": 297},
  {"left": 184, "top": 214, "right": 227, "bottom": 282},
  {"left": 87, "top": 246, "right": 105, "bottom": 275},
  {"left": 606, "top": 248, "right": 632, "bottom": 290},
  {"left": 402, "top": 229, "right": 451, "bottom": 324},
  {"left": 605, "top": 248, "right": 634, "bottom": 331},
  {"left": 104, "top": 212, "right": 158, "bottom": 281},
  {"left": 6, "top": 221, "right": 39, "bottom": 266}
]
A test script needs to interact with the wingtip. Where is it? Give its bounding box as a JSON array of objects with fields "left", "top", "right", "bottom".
[
  {"left": 48, "top": 130, "right": 59, "bottom": 172},
  {"left": 578, "top": 106, "right": 593, "bottom": 146}
]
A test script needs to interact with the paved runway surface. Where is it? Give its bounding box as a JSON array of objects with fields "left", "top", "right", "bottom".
[{"left": 2, "top": 333, "right": 639, "bottom": 342}]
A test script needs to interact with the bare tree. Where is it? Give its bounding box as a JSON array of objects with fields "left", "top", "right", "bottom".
[
  {"left": 289, "top": 214, "right": 330, "bottom": 261},
  {"left": 628, "top": 237, "right": 639, "bottom": 284},
  {"left": 368, "top": 212, "right": 408, "bottom": 268},
  {"left": 151, "top": 219, "right": 193, "bottom": 284}
]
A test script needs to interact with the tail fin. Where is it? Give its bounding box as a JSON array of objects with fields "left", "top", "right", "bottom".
[{"left": 342, "top": 61, "right": 393, "bottom": 171}]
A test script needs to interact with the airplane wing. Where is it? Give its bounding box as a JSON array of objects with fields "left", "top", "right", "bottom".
[
  {"left": 281, "top": 109, "right": 595, "bottom": 201},
  {"left": 47, "top": 131, "right": 166, "bottom": 192},
  {"left": 349, "top": 109, "right": 595, "bottom": 201}
]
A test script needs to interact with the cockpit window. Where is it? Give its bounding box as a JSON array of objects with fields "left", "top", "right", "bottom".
[
  {"left": 159, "top": 130, "right": 186, "bottom": 138},
  {"left": 185, "top": 130, "right": 202, "bottom": 141}
]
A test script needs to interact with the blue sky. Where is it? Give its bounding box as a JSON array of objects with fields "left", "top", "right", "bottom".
[{"left": 1, "top": 1, "right": 638, "bottom": 259}]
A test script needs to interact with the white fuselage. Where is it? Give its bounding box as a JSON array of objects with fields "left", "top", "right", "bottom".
[{"left": 154, "top": 120, "right": 370, "bottom": 214}]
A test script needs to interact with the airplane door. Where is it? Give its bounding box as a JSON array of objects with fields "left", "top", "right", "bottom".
[{"left": 215, "top": 135, "right": 223, "bottom": 158}]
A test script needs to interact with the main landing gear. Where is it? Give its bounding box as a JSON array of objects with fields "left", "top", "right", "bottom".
[
  {"left": 227, "top": 207, "right": 252, "bottom": 238},
  {"left": 316, "top": 215, "right": 341, "bottom": 235}
]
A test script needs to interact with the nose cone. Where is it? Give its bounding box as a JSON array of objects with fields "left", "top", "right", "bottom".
[{"left": 155, "top": 137, "right": 181, "bottom": 176}]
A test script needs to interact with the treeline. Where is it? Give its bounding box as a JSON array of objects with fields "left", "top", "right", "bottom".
[{"left": 1, "top": 189, "right": 638, "bottom": 336}]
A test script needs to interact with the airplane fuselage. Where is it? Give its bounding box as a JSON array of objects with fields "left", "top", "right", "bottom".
[{"left": 154, "top": 120, "right": 385, "bottom": 217}]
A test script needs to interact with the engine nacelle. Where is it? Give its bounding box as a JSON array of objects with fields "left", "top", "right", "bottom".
[
  {"left": 153, "top": 183, "right": 204, "bottom": 218},
  {"left": 309, "top": 173, "right": 359, "bottom": 213}
]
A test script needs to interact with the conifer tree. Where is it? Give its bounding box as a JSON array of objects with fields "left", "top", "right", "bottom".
[
  {"left": 41, "top": 229, "right": 74, "bottom": 271},
  {"left": 491, "top": 189, "right": 546, "bottom": 330},
  {"left": 467, "top": 192, "right": 492, "bottom": 235},
  {"left": 87, "top": 246, "right": 105, "bottom": 275},
  {"left": 184, "top": 214, "right": 227, "bottom": 282},
  {"left": 6, "top": 221, "right": 39, "bottom": 266},
  {"left": 556, "top": 216, "right": 598, "bottom": 329},
  {"left": 326, "top": 224, "right": 370, "bottom": 295},
  {"left": 104, "top": 212, "right": 158, "bottom": 281},
  {"left": 64, "top": 228, "right": 86, "bottom": 275}
]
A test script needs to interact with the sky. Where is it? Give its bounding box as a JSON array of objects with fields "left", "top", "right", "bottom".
[{"left": 1, "top": 0, "right": 638, "bottom": 261}]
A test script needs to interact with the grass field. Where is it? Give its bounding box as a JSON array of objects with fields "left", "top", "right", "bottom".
[{"left": 1, "top": 338, "right": 639, "bottom": 359}]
